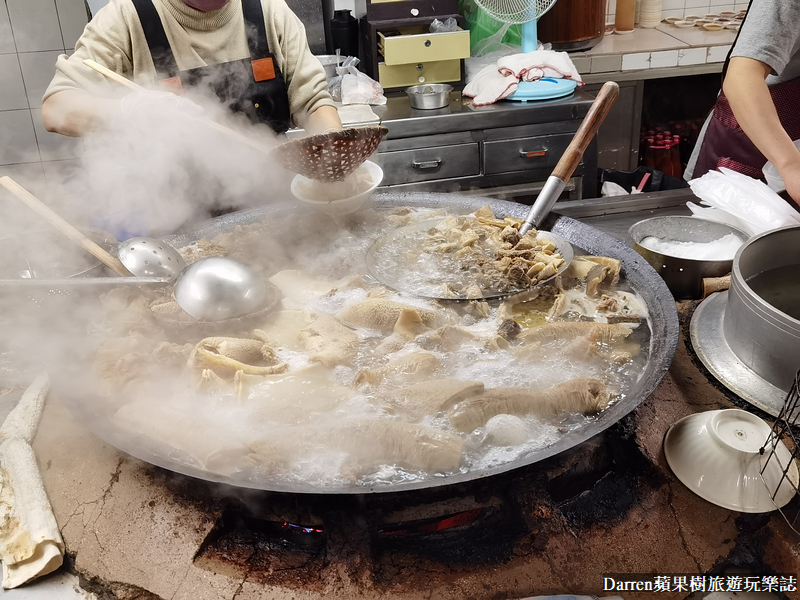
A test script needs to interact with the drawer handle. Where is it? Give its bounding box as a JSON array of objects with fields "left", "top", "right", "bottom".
[
  {"left": 519, "top": 150, "right": 547, "bottom": 158},
  {"left": 412, "top": 159, "right": 442, "bottom": 170}
]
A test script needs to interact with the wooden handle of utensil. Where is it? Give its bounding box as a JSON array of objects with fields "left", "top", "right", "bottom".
[
  {"left": 702, "top": 274, "right": 731, "bottom": 298},
  {"left": 83, "top": 59, "right": 272, "bottom": 157},
  {"left": 0, "top": 176, "right": 132, "bottom": 277},
  {"left": 552, "top": 81, "right": 620, "bottom": 183}
]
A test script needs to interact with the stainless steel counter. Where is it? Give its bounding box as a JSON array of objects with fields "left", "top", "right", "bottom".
[
  {"left": 373, "top": 89, "right": 596, "bottom": 140},
  {"left": 371, "top": 89, "right": 599, "bottom": 200},
  {"left": 557, "top": 188, "right": 695, "bottom": 245}
]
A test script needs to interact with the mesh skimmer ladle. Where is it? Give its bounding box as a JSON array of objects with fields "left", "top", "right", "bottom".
[{"left": 117, "top": 237, "right": 186, "bottom": 279}]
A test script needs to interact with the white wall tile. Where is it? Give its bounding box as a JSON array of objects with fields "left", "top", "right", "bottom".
[
  {"left": 662, "top": 0, "right": 685, "bottom": 9},
  {"left": 55, "top": 0, "right": 89, "bottom": 50},
  {"left": 678, "top": 47, "right": 707, "bottom": 65},
  {"left": 0, "top": 2, "right": 16, "bottom": 54},
  {"left": 0, "top": 110, "right": 41, "bottom": 165},
  {"left": 622, "top": 52, "right": 651, "bottom": 70},
  {"left": 7, "top": 0, "right": 64, "bottom": 52},
  {"left": 662, "top": 9, "right": 685, "bottom": 18},
  {"left": 18, "top": 51, "right": 61, "bottom": 109},
  {"left": 0, "top": 54, "right": 28, "bottom": 110},
  {"left": 707, "top": 44, "right": 731, "bottom": 62},
  {"left": 684, "top": 0, "right": 709, "bottom": 8},
  {"left": 650, "top": 49, "right": 679, "bottom": 68},
  {"left": 0, "top": 162, "right": 47, "bottom": 201}
]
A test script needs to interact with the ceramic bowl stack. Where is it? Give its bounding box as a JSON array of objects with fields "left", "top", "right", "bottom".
[{"left": 639, "top": 0, "right": 662, "bottom": 28}]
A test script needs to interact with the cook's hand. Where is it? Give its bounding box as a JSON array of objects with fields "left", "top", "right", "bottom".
[
  {"left": 778, "top": 158, "right": 800, "bottom": 207},
  {"left": 120, "top": 89, "right": 204, "bottom": 121}
]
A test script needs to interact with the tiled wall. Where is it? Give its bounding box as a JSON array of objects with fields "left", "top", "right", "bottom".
[
  {"left": 606, "top": 0, "right": 751, "bottom": 24},
  {"left": 0, "top": 0, "right": 87, "bottom": 202}
]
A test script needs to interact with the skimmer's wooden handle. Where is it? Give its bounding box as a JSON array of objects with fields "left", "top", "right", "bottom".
[
  {"left": 0, "top": 176, "right": 132, "bottom": 277},
  {"left": 83, "top": 59, "right": 272, "bottom": 157},
  {"left": 552, "top": 81, "right": 620, "bottom": 183}
]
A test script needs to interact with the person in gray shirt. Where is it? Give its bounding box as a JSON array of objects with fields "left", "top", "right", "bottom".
[{"left": 689, "top": 0, "right": 800, "bottom": 205}]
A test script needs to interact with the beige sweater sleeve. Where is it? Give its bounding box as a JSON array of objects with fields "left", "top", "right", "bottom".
[
  {"left": 264, "top": 0, "right": 335, "bottom": 122},
  {"left": 43, "top": 0, "right": 334, "bottom": 126},
  {"left": 44, "top": 0, "right": 139, "bottom": 101}
]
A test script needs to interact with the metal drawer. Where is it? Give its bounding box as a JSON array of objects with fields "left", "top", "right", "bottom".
[
  {"left": 378, "top": 59, "right": 461, "bottom": 88},
  {"left": 378, "top": 29, "right": 470, "bottom": 66},
  {"left": 484, "top": 133, "right": 576, "bottom": 175},
  {"left": 379, "top": 143, "right": 480, "bottom": 185}
]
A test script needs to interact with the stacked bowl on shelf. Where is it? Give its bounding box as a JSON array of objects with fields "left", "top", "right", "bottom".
[
  {"left": 639, "top": 0, "right": 662, "bottom": 28},
  {"left": 666, "top": 8, "right": 745, "bottom": 31}
]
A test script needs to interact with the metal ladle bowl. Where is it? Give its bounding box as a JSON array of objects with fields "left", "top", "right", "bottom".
[
  {"left": 117, "top": 237, "right": 186, "bottom": 279},
  {"left": 173, "top": 257, "right": 269, "bottom": 322}
]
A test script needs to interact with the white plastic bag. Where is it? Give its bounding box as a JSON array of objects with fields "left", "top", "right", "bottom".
[
  {"left": 687, "top": 168, "right": 800, "bottom": 237},
  {"left": 341, "top": 64, "right": 386, "bottom": 106}
]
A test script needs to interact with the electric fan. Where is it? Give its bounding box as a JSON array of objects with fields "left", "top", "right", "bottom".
[{"left": 473, "top": 0, "right": 578, "bottom": 101}]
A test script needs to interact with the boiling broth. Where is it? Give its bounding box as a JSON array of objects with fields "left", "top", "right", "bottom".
[{"left": 746, "top": 264, "right": 800, "bottom": 320}]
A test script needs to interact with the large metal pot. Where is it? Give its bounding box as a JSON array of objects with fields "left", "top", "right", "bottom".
[
  {"left": 723, "top": 226, "right": 800, "bottom": 392},
  {"left": 59, "top": 192, "right": 679, "bottom": 494}
]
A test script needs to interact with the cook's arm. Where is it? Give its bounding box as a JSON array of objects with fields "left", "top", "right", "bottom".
[
  {"left": 723, "top": 56, "right": 800, "bottom": 205},
  {"left": 301, "top": 105, "right": 342, "bottom": 135},
  {"left": 42, "top": 90, "right": 121, "bottom": 137}
]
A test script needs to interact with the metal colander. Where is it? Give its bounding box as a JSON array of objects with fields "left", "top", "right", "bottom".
[
  {"left": 472, "top": 0, "right": 557, "bottom": 24},
  {"left": 273, "top": 126, "right": 389, "bottom": 182}
]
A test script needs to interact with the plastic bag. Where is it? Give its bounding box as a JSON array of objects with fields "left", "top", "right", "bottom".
[
  {"left": 341, "top": 63, "right": 386, "bottom": 106},
  {"left": 430, "top": 17, "right": 458, "bottom": 33},
  {"left": 328, "top": 56, "right": 360, "bottom": 102},
  {"left": 687, "top": 167, "right": 800, "bottom": 237}
]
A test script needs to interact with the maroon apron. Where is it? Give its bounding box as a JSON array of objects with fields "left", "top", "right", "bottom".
[{"left": 693, "top": 1, "right": 800, "bottom": 179}]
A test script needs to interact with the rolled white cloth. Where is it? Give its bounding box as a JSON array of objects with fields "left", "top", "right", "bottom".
[
  {"left": 0, "top": 373, "right": 65, "bottom": 589},
  {"left": 462, "top": 63, "right": 519, "bottom": 107},
  {"left": 497, "top": 51, "right": 584, "bottom": 84}
]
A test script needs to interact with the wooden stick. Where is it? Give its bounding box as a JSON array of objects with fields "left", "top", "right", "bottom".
[
  {"left": 0, "top": 177, "right": 131, "bottom": 277},
  {"left": 83, "top": 59, "right": 273, "bottom": 156},
  {"left": 552, "top": 81, "right": 620, "bottom": 183},
  {"left": 702, "top": 274, "right": 731, "bottom": 298}
]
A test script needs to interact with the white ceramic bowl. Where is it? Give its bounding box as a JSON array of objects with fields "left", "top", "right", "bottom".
[
  {"left": 664, "top": 409, "right": 799, "bottom": 513},
  {"left": 673, "top": 20, "right": 694, "bottom": 28},
  {"left": 291, "top": 160, "right": 383, "bottom": 216}
]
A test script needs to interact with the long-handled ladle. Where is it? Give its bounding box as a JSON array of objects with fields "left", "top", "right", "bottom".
[
  {"left": 0, "top": 177, "right": 268, "bottom": 321},
  {"left": 0, "top": 176, "right": 132, "bottom": 276}
]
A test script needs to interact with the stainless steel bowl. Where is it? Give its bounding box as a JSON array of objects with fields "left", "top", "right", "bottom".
[
  {"left": 629, "top": 216, "right": 748, "bottom": 299},
  {"left": 406, "top": 84, "right": 453, "bottom": 110}
]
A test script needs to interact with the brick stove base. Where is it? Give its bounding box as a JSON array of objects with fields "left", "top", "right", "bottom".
[{"left": 32, "top": 302, "right": 800, "bottom": 600}]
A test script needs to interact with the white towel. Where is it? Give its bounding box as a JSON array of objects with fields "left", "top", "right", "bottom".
[
  {"left": 497, "top": 50, "right": 584, "bottom": 84},
  {"left": 462, "top": 64, "right": 519, "bottom": 107},
  {"left": 0, "top": 373, "right": 65, "bottom": 589}
]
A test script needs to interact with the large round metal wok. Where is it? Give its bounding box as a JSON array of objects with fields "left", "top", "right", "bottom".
[{"left": 60, "top": 191, "right": 678, "bottom": 494}]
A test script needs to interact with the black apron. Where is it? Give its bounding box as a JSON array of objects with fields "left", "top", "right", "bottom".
[
  {"left": 131, "top": 0, "right": 291, "bottom": 134},
  {"left": 694, "top": 0, "right": 800, "bottom": 179}
]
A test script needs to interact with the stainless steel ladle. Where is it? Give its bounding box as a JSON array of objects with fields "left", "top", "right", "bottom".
[{"left": 0, "top": 177, "right": 269, "bottom": 321}]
